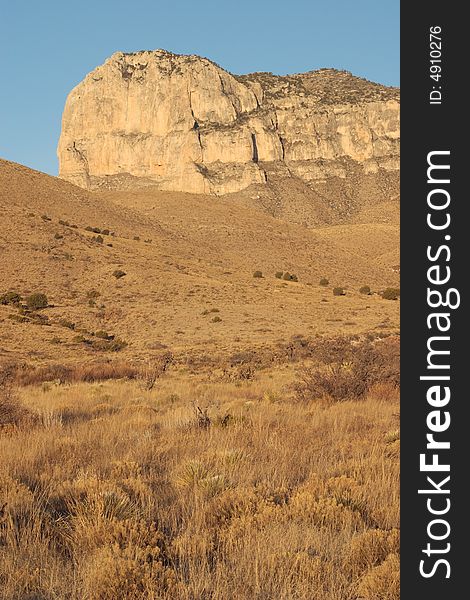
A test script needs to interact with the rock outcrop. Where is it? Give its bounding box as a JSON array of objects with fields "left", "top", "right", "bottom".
[{"left": 58, "top": 50, "right": 399, "bottom": 195}]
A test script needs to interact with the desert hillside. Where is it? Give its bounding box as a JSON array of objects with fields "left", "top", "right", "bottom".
[{"left": 0, "top": 158, "right": 398, "bottom": 369}]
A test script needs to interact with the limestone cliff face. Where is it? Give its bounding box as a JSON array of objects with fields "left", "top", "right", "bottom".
[{"left": 58, "top": 50, "right": 399, "bottom": 195}]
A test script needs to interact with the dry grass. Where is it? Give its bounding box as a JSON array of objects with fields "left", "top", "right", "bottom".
[
  {"left": 0, "top": 358, "right": 399, "bottom": 599},
  {"left": 0, "top": 159, "right": 399, "bottom": 598}
]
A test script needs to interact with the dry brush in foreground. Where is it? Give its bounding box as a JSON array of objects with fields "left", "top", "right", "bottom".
[{"left": 0, "top": 340, "right": 399, "bottom": 599}]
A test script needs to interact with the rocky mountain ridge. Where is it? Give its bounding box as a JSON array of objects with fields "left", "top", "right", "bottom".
[{"left": 58, "top": 50, "right": 399, "bottom": 195}]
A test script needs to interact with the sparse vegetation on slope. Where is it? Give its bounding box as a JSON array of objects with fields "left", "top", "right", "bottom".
[{"left": 0, "top": 158, "right": 400, "bottom": 599}]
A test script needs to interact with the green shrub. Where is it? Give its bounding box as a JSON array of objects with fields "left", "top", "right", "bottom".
[
  {"left": 26, "top": 293, "right": 48, "bottom": 310},
  {"left": 360, "top": 285, "right": 371, "bottom": 295},
  {"left": 92, "top": 235, "right": 104, "bottom": 244},
  {"left": 113, "top": 270, "right": 126, "bottom": 279},
  {"left": 253, "top": 271, "right": 263, "bottom": 278},
  {"left": 8, "top": 314, "right": 29, "bottom": 323},
  {"left": 90, "top": 337, "right": 127, "bottom": 352},
  {"left": 211, "top": 316, "right": 222, "bottom": 323},
  {"left": 58, "top": 318, "right": 75, "bottom": 330},
  {"left": 73, "top": 334, "right": 87, "bottom": 343},
  {"left": 0, "top": 291, "right": 22, "bottom": 306},
  {"left": 275, "top": 272, "right": 284, "bottom": 279},
  {"left": 101, "top": 229, "right": 110, "bottom": 236},
  {"left": 319, "top": 278, "right": 329, "bottom": 286},
  {"left": 382, "top": 287, "right": 400, "bottom": 300},
  {"left": 333, "top": 287, "right": 345, "bottom": 296},
  {"left": 283, "top": 272, "right": 298, "bottom": 282},
  {"left": 95, "top": 330, "right": 112, "bottom": 340},
  {"left": 29, "top": 312, "right": 49, "bottom": 325}
]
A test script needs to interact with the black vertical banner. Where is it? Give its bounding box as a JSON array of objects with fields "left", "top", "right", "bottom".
[{"left": 401, "top": 3, "right": 467, "bottom": 599}]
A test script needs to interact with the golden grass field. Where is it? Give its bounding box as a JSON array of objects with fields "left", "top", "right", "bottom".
[
  {"left": 0, "top": 158, "right": 399, "bottom": 599},
  {"left": 1, "top": 363, "right": 399, "bottom": 600}
]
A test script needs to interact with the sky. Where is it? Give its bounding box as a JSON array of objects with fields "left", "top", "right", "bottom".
[{"left": 0, "top": 0, "right": 399, "bottom": 176}]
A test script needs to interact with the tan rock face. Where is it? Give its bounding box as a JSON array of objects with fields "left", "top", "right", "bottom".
[{"left": 58, "top": 50, "right": 399, "bottom": 194}]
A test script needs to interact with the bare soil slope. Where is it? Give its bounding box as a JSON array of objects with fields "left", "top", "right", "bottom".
[{"left": 0, "top": 159, "right": 399, "bottom": 367}]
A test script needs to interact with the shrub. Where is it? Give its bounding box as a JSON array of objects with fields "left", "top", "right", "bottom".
[
  {"left": 74, "top": 335, "right": 127, "bottom": 352},
  {"left": 211, "top": 316, "right": 222, "bottom": 323},
  {"left": 282, "top": 272, "right": 298, "bottom": 282},
  {"left": 8, "top": 314, "right": 29, "bottom": 323},
  {"left": 26, "top": 293, "right": 48, "bottom": 310},
  {"left": 333, "top": 287, "right": 345, "bottom": 296},
  {"left": 41, "top": 214, "right": 51, "bottom": 221},
  {"left": 133, "top": 236, "right": 140, "bottom": 241},
  {"left": 58, "top": 219, "right": 70, "bottom": 226},
  {"left": 140, "top": 352, "right": 174, "bottom": 390},
  {"left": 86, "top": 290, "right": 101, "bottom": 299},
  {"left": 100, "top": 338, "right": 127, "bottom": 352},
  {"left": 92, "top": 235, "right": 104, "bottom": 244},
  {"left": 113, "top": 270, "right": 126, "bottom": 279},
  {"left": 319, "top": 278, "right": 329, "bottom": 286},
  {"left": 382, "top": 287, "right": 400, "bottom": 300},
  {"left": 193, "top": 406, "right": 211, "bottom": 429},
  {"left": 29, "top": 312, "right": 49, "bottom": 326},
  {"left": 296, "top": 364, "right": 367, "bottom": 402},
  {"left": 95, "top": 330, "right": 112, "bottom": 340},
  {"left": 0, "top": 366, "right": 33, "bottom": 428},
  {"left": 253, "top": 271, "right": 263, "bottom": 278},
  {"left": 275, "top": 272, "right": 284, "bottom": 279},
  {"left": 295, "top": 337, "right": 400, "bottom": 402},
  {"left": 0, "top": 291, "right": 22, "bottom": 306},
  {"left": 360, "top": 285, "right": 371, "bottom": 295},
  {"left": 101, "top": 229, "right": 110, "bottom": 236},
  {"left": 54, "top": 233, "right": 63, "bottom": 240}
]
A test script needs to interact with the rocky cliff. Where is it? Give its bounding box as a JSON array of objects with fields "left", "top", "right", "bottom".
[{"left": 58, "top": 50, "right": 399, "bottom": 195}]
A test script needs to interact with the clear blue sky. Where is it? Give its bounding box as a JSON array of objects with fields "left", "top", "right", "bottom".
[{"left": 0, "top": 0, "right": 399, "bottom": 176}]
